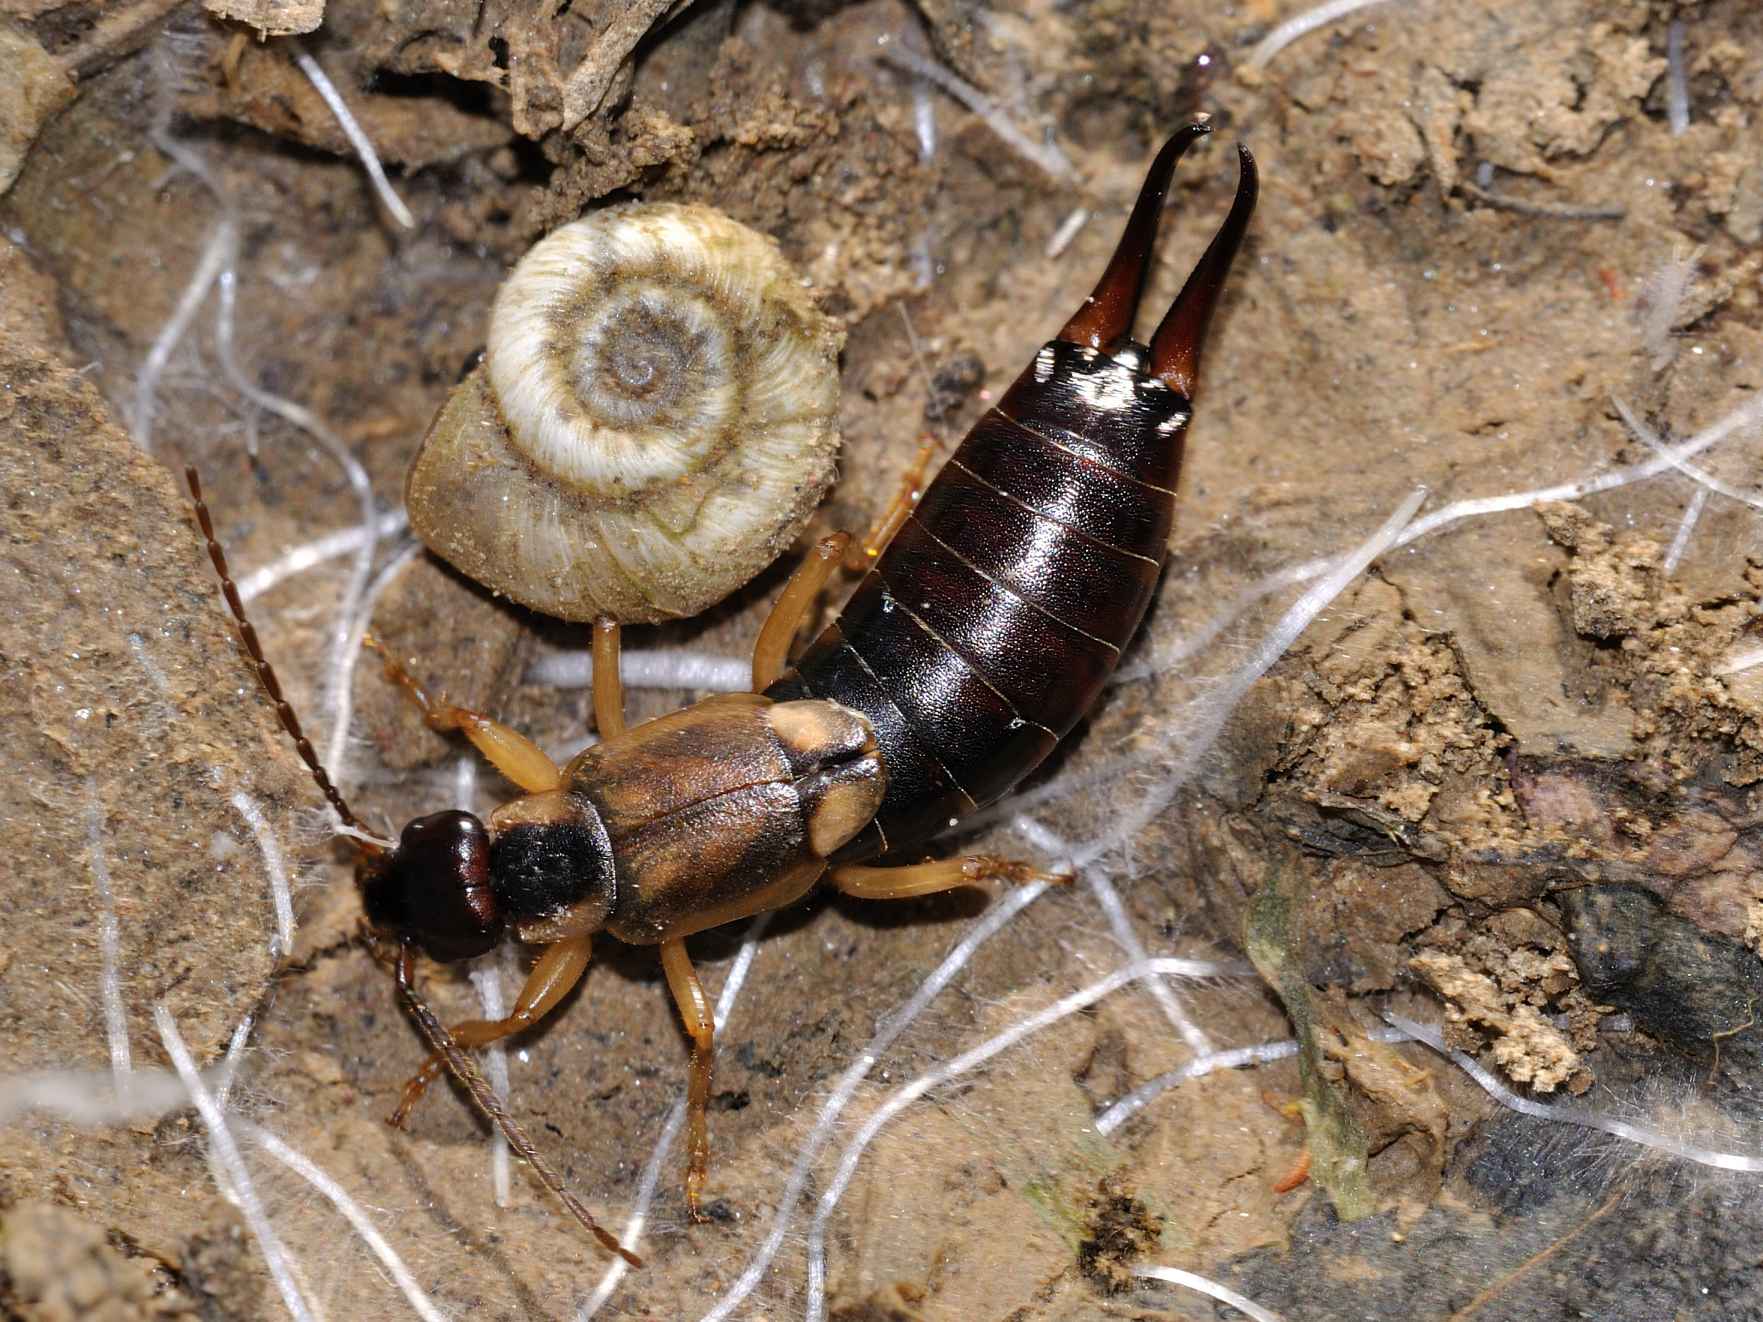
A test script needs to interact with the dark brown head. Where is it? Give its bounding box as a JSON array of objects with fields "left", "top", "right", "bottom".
[
  {"left": 359, "top": 810, "right": 501, "bottom": 962},
  {"left": 359, "top": 793, "right": 619, "bottom": 962}
]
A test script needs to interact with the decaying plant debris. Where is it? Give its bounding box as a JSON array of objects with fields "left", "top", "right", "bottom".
[{"left": 5, "top": 0, "right": 1763, "bottom": 1318}]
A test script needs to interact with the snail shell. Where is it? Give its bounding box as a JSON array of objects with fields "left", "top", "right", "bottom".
[{"left": 406, "top": 203, "right": 844, "bottom": 623}]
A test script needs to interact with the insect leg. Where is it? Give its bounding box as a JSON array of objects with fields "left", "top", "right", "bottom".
[
  {"left": 591, "top": 615, "right": 625, "bottom": 737},
  {"left": 363, "top": 635, "right": 562, "bottom": 793},
  {"left": 752, "top": 532, "right": 851, "bottom": 690},
  {"left": 393, "top": 945, "right": 641, "bottom": 1267},
  {"left": 829, "top": 856, "right": 1067, "bottom": 900},
  {"left": 658, "top": 937, "right": 715, "bottom": 1221},
  {"left": 391, "top": 934, "right": 593, "bottom": 1123},
  {"left": 842, "top": 437, "right": 939, "bottom": 571}
]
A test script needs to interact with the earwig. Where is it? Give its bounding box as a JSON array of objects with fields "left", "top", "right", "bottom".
[{"left": 185, "top": 120, "right": 1255, "bottom": 1258}]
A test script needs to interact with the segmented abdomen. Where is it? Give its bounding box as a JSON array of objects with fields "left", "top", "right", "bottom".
[{"left": 765, "top": 339, "right": 1191, "bottom": 862}]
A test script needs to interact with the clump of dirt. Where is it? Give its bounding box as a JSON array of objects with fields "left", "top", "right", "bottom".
[
  {"left": 1075, "top": 1174, "right": 1163, "bottom": 1295},
  {"left": 0, "top": 1202, "right": 192, "bottom": 1321},
  {"left": 0, "top": 24, "right": 73, "bottom": 194},
  {"left": 1272, "top": 595, "right": 1524, "bottom": 855},
  {"left": 1408, "top": 945, "right": 1588, "bottom": 1093},
  {"left": 1540, "top": 499, "right": 1763, "bottom": 784}
]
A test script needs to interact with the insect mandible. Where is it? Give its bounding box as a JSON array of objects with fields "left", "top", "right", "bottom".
[{"left": 186, "top": 119, "right": 1256, "bottom": 1262}]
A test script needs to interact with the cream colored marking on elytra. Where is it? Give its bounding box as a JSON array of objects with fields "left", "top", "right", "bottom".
[
  {"left": 765, "top": 700, "right": 877, "bottom": 767},
  {"left": 804, "top": 778, "right": 883, "bottom": 857},
  {"left": 515, "top": 895, "right": 609, "bottom": 944}
]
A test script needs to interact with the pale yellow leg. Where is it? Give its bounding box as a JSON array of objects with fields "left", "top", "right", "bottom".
[
  {"left": 659, "top": 938, "right": 715, "bottom": 1221},
  {"left": 843, "top": 436, "right": 939, "bottom": 571},
  {"left": 830, "top": 855, "right": 1066, "bottom": 901},
  {"left": 391, "top": 935, "right": 592, "bottom": 1123},
  {"left": 365, "top": 634, "right": 562, "bottom": 793},
  {"left": 592, "top": 615, "right": 626, "bottom": 738},
  {"left": 752, "top": 532, "right": 851, "bottom": 691}
]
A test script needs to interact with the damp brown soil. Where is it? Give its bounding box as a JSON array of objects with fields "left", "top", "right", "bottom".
[{"left": 4, "top": 1, "right": 1763, "bottom": 1319}]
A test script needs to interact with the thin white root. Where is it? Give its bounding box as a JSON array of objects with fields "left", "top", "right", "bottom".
[
  {"left": 1612, "top": 397, "right": 1763, "bottom": 511},
  {"left": 154, "top": 1004, "right": 317, "bottom": 1322},
  {"left": 0, "top": 1067, "right": 208, "bottom": 1125},
  {"left": 1015, "top": 816, "right": 1215, "bottom": 1055},
  {"left": 324, "top": 540, "right": 423, "bottom": 798},
  {"left": 334, "top": 821, "right": 398, "bottom": 852},
  {"left": 1051, "top": 488, "right": 1428, "bottom": 877},
  {"left": 875, "top": 43, "right": 1073, "bottom": 181},
  {"left": 240, "top": 1121, "right": 450, "bottom": 1322},
  {"left": 911, "top": 81, "right": 937, "bottom": 162},
  {"left": 1666, "top": 20, "right": 1690, "bottom": 137},
  {"left": 1117, "top": 555, "right": 1335, "bottom": 683},
  {"left": 1134, "top": 1265, "right": 1286, "bottom": 1322},
  {"left": 1045, "top": 206, "right": 1090, "bottom": 259},
  {"left": 1094, "top": 1040, "right": 1300, "bottom": 1134},
  {"left": 1662, "top": 486, "right": 1708, "bottom": 576},
  {"left": 1246, "top": 0, "right": 1401, "bottom": 72},
  {"left": 215, "top": 1011, "right": 257, "bottom": 1112},
  {"left": 212, "top": 267, "right": 386, "bottom": 787},
  {"left": 527, "top": 649, "right": 751, "bottom": 693},
  {"left": 228, "top": 790, "right": 297, "bottom": 957},
  {"left": 293, "top": 49, "right": 417, "bottom": 229},
  {"left": 1395, "top": 391, "right": 1763, "bottom": 554},
  {"left": 1094, "top": 1025, "right": 1412, "bottom": 1134},
  {"left": 468, "top": 960, "right": 514, "bottom": 1208},
  {"left": 84, "top": 780, "right": 133, "bottom": 1090},
  {"left": 699, "top": 882, "right": 1047, "bottom": 1322},
  {"left": 132, "top": 218, "right": 237, "bottom": 452},
  {"left": 238, "top": 510, "right": 411, "bottom": 604},
  {"left": 1715, "top": 645, "right": 1763, "bottom": 678},
  {"left": 1386, "top": 1013, "right": 1763, "bottom": 1173},
  {"left": 802, "top": 957, "right": 1252, "bottom": 1322}
]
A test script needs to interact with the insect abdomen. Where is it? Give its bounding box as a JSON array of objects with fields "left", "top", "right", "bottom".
[
  {"left": 769, "top": 124, "right": 1256, "bottom": 864},
  {"left": 767, "top": 342, "right": 1190, "bottom": 861}
]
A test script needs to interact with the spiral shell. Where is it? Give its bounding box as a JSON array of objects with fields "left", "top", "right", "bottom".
[{"left": 405, "top": 203, "right": 844, "bottom": 623}]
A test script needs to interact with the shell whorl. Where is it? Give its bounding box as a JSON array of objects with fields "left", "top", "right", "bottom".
[{"left": 406, "top": 203, "right": 844, "bottom": 624}]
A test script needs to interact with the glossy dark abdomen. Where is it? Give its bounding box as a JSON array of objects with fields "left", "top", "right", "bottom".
[{"left": 766, "top": 338, "right": 1190, "bottom": 861}]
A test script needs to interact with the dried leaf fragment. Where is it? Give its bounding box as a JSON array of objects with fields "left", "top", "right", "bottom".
[{"left": 203, "top": 0, "right": 323, "bottom": 38}]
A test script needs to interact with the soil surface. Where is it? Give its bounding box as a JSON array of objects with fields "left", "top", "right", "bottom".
[{"left": 4, "top": 1, "right": 1763, "bottom": 1319}]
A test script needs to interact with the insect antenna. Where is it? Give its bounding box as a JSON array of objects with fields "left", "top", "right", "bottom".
[
  {"left": 184, "top": 465, "right": 382, "bottom": 853},
  {"left": 393, "top": 946, "right": 644, "bottom": 1268}
]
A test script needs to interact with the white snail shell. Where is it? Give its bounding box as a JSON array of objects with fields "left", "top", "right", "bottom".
[{"left": 406, "top": 203, "right": 844, "bottom": 623}]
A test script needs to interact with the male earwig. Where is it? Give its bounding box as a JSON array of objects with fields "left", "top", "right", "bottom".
[{"left": 185, "top": 121, "right": 1255, "bottom": 1258}]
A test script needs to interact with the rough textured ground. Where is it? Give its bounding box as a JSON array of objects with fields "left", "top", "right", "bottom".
[{"left": 4, "top": 0, "right": 1763, "bottom": 1318}]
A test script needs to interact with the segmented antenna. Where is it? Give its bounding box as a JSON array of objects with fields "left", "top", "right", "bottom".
[
  {"left": 184, "top": 465, "right": 380, "bottom": 851},
  {"left": 393, "top": 947, "right": 644, "bottom": 1268}
]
